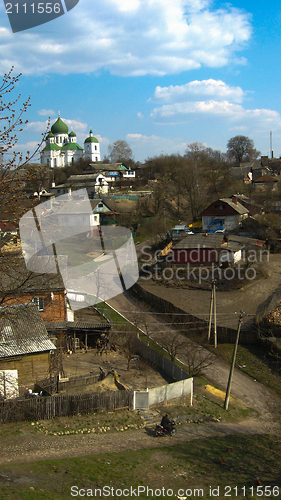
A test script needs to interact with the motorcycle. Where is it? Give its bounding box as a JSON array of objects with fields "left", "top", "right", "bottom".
[{"left": 155, "top": 420, "right": 176, "bottom": 437}]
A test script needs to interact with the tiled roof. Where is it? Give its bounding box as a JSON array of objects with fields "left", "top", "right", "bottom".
[{"left": 0, "top": 304, "right": 56, "bottom": 359}]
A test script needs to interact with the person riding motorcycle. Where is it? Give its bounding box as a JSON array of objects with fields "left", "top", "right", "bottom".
[{"left": 161, "top": 413, "right": 172, "bottom": 432}]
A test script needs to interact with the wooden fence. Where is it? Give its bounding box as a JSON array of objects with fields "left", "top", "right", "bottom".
[{"left": 0, "top": 390, "right": 133, "bottom": 423}]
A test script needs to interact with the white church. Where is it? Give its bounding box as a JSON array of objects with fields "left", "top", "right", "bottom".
[{"left": 40, "top": 113, "right": 101, "bottom": 168}]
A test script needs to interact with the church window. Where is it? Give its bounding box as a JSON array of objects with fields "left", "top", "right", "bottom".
[
  {"left": 95, "top": 157, "right": 98, "bottom": 161},
  {"left": 95, "top": 145, "right": 97, "bottom": 150}
]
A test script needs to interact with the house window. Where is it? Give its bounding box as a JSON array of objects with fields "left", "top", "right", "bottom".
[{"left": 32, "top": 297, "right": 45, "bottom": 311}]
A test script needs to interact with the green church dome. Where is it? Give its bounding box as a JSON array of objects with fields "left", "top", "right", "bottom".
[
  {"left": 68, "top": 131, "right": 76, "bottom": 137},
  {"left": 51, "top": 116, "right": 69, "bottom": 135},
  {"left": 85, "top": 135, "right": 99, "bottom": 143}
]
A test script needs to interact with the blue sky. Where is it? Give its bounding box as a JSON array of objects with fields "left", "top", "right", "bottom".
[{"left": 1, "top": 0, "right": 281, "bottom": 162}]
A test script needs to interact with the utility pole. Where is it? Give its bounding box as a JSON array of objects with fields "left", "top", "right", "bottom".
[
  {"left": 224, "top": 311, "right": 244, "bottom": 410},
  {"left": 208, "top": 280, "right": 217, "bottom": 347},
  {"left": 213, "top": 281, "right": 217, "bottom": 348}
]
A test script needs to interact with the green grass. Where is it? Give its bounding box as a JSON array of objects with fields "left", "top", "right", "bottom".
[
  {"left": 0, "top": 434, "right": 280, "bottom": 499},
  {"left": 208, "top": 343, "right": 281, "bottom": 396}
]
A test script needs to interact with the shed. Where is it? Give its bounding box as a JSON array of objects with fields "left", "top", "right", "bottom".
[
  {"left": 172, "top": 233, "right": 226, "bottom": 265},
  {"left": 0, "top": 304, "right": 56, "bottom": 387}
]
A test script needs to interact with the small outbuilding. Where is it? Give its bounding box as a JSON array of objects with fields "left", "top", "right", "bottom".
[
  {"left": 0, "top": 304, "right": 56, "bottom": 388},
  {"left": 172, "top": 233, "right": 226, "bottom": 265}
]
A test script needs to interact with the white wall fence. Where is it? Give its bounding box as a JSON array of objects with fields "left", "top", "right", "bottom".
[{"left": 133, "top": 377, "right": 193, "bottom": 410}]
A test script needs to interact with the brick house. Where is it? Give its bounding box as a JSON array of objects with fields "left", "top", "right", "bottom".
[{"left": 0, "top": 257, "right": 67, "bottom": 323}]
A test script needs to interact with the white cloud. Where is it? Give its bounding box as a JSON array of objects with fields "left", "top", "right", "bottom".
[
  {"left": 64, "top": 119, "right": 87, "bottom": 132},
  {"left": 152, "top": 79, "right": 245, "bottom": 103},
  {"left": 25, "top": 120, "right": 49, "bottom": 131},
  {"left": 38, "top": 109, "right": 56, "bottom": 116},
  {"left": 137, "top": 112, "right": 143, "bottom": 119},
  {"left": 151, "top": 99, "right": 281, "bottom": 124},
  {"left": 0, "top": 0, "right": 251, "bottom": 76}
]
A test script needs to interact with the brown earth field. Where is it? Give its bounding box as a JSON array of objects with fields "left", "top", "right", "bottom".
[{"left": 61, "top": 349, "right": 172, "bottom": 394}]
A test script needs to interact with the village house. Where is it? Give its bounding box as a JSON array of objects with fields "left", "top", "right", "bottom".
[
  {"left": 0, "top": 303, "right": 56, "bottom": 388},
  {"left": 86, "top": 163, "right": 136, "bottom": 182},
  {"left": 0, "top": 258, "right": 67, "bottom": 323},
  {"left": 49, "top": 173, "right": 109, "bottom": 199},
  {"left": 201, "top": 197, "right": 249, "bottom": 232},
  {"left": 252, "top": 175, "right": 279, "bottom": 191}
]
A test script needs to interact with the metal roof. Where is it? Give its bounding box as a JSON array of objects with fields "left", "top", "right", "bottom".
[{"left": 0, "top": 304, "right": 56, "bottom": 359}]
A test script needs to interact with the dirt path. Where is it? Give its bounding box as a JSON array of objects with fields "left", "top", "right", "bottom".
[{"left": 0, "top": 419, "right": 275, "bottom": 465}]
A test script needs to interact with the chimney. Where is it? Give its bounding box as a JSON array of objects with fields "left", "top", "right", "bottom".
[{"left": 232, "top": 196, "right": 238, "bottom": 205}]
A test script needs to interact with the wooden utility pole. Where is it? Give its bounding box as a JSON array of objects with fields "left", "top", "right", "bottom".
[
  {"left": 208, "top": 280, "right": 217, "bottom": 347},
  {"left": 213, "top": 281, "right": 217, "bottom": 348},
  {"left": 224, "top": 311, "right": 243, "bottom": 410}
]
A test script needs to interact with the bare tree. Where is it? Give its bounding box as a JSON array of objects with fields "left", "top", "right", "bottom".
[
  {"left": 226, "top": 135, "right": 260, "bottom": 166},
  {"left": 108, "top": 140, "right": 133, "bottom": 164},
  {"left": 0, "top": 67, "right": 49, "bottom": 222},
  {"left": 113, "top": 324, "right": 140, "bottom": 371}
]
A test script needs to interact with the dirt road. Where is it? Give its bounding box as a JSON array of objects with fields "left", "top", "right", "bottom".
[
  {"left": 139, "top": 254, "right": 281, "bottom": 330},
  {"left": 107, "top": 291, "right": 279, "bottom": 421},
  {"left": 0, "top": 417, "right": 275, "bottom": 466}
]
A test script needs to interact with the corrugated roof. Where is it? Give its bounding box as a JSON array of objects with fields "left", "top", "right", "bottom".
[
  {"left": 227, "top": 235, "right": 265, "bottom": 247},
  {"left": 0, "top": 304, "right": 56, "bottom": 359},
  {"left": 221, "top": 242, "right": 244, "bottom": 252},
  {"left": 45, "top": 321, "right": 111, "bottom": 331},
  {"left": 173, "top": 233, "right": 225, "bottom": 250}
]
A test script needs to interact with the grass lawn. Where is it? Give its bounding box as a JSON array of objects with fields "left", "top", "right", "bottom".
[
  {"left": 208, "top": 343, "right": 281, "bottom": 397},
  {"left": 0, "top": 434, "right": 280, "bottom": 500}
]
